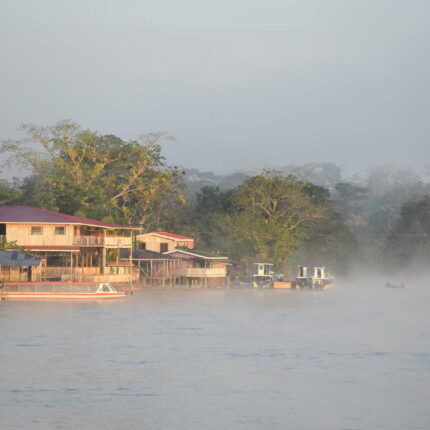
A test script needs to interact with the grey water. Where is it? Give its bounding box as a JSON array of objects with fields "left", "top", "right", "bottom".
[{"left": 1, "top": 280, "right": 429, "bottom": 430}]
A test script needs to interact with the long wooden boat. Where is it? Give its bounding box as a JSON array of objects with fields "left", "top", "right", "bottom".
[{"left": 0, "top": 282, "right": 130, "bottom": 300}]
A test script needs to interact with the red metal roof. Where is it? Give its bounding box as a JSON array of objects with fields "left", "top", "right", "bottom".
[
  {"left": 0, "top": 206, "right": 138, "bottom": 229},
  {"left": 165, "top": 249, "right": 228, "bottom": 260},
  {"left": 152, "top": 231, "right": 194, "bottom": 241}
]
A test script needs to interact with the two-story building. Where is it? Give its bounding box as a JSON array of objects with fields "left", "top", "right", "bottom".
[{"left": 0, "top": 206, "right": 139, "bottom": 283}]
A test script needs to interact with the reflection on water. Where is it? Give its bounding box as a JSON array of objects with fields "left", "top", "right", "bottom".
[{"left": 1, "top": 280, "right": 429, "bottom": 430}]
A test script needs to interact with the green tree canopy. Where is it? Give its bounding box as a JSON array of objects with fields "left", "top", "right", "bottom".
[
  {"left": 0, "top": 179, "right": 22, "bottom": 206},
  {"left": 216, "top": 170, "right": 349, "bottom": 271},
  {"left": 1, "top": 120, "right": 184, "bottom": 227}
]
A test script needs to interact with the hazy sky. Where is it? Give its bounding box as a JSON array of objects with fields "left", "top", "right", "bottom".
[{"left": 1, "top": 0, "right": 429, "bottom": 174}]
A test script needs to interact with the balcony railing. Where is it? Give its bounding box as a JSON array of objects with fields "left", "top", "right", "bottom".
[
  {"left": 186, "top": 268, "right": 227, "bottom": 278},
  {"left": 72, "top": 236, "right": 132, "bottom": 247},
  {"left": 30, "top": 266, "right": 138, "bottom": 283},
  {"left": 104, "top": 236, "right": 132, "bottom": 247},
  {"left": 73, "top": 236, "right": 104, "bottom": 246}
]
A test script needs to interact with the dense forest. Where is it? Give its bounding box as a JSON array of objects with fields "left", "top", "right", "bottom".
[{"left": 2, "top": 121, "right": 430, "bottom": 275}]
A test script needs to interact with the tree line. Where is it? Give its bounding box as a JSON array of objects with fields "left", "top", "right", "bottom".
[{"left": 1, "top": 120, "right": 430, "bottom": 274}]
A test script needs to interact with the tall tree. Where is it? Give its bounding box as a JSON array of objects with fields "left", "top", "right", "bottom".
[
  {"left": 1, "top": 120, "right": 184, "bottom": 227},
  {"left": 217, "top": 170, "right": 334, "bottom": 270}
]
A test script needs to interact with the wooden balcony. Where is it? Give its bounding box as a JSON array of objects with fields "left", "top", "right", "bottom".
[
  {"left": 72, "top": 236, "right": 104, "bottom": 246},
  {"left": 72, "top": 235, "right": 132, "bottom": 247},
  {"left": 104, "top": 236, "right": 132, "bottom": 248},
  {"left": 186, "top": 267, "right": 227, "bottom": 278},
  {"left": 31, "top": 266, "right": 138, "bottom": 283}
]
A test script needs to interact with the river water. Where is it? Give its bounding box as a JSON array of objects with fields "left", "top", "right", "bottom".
[{"left": 1, "top": 279, "right": 429, "bottom": 430}]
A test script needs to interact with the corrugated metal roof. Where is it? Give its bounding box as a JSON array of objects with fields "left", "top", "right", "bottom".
[
  {"left": 0, "top": 206, "right": 139, "bottom": 229},
  {"left": 138, "top": 231, "right": 194, "bottom": 241},
  {"left": 165, "top": 249, "right": 228, "bottom": 260},
  {"left": 155, "top": 232, "right": 194, "bottom": 240},
  {"left": 0, "top": 251, "right": 41, "bottom": 266},
  {"left": 121, "top": 249, "right": 175, "bottom": 260}
]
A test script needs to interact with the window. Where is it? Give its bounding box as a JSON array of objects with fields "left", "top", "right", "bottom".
[
  {"left": 138, "top": 242, "right": 146, "bottom": 250},
  {"left": 160, "top": 243, "right": 168, "bottom": 253},
  {"left": 31, "top": 226, "right": 43, "bottom": 235},
  {"left": 54, "top": 226, "right": 65, "bottom": 235}
]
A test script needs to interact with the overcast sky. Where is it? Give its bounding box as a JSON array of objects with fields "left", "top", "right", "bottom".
[{"left": 0, "top": 0, "right": 429, "bottom": 175}]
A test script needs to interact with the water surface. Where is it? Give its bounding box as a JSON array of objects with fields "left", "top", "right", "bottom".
[{"left": 1, "top": 281, "right": 429, "bottom": 429}]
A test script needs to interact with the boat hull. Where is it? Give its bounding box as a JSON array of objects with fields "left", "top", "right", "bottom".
[
  {"left": 4, "top": 292, "right": 128, "bottom": 299},
  {"left": 1, "top": 282, "right": 130, "bottom": 300}
]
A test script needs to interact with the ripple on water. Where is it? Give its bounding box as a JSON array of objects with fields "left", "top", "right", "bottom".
[{"left": 1, "top": 288, "right": 429, "bottom": 430}]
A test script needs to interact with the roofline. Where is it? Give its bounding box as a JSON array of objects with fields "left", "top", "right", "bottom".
[
  {"left": 3, "top": 221, "right": 140, "bottom": 229},
  {"left": 22, "top": 248, "right": 80, "bottom": 252},
  {"left": 125, "top": 258, "right": 174, "bottom": 261},
  {"left": 137, "top": 232, "right": 194, "bottom": 241},
  {"left": 0, "top": 206, "right": 140, "bottom": 229},
  {"left": 164, "top": 250, "right": 228, "bottom": 260}
]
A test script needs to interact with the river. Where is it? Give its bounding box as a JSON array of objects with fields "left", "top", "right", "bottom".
[{"left": 1, "top": 278, "right": 429, "bottom": 429}]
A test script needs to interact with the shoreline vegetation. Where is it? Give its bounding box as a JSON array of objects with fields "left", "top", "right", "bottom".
[{"left": 2, "top": 120, "right": 430, "bottom": 277}]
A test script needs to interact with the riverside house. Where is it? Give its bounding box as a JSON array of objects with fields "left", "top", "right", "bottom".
[
  {"left": 136, "top": 231, "right": 194, "bottom": 253},
  {"left": 128, "top": 232, "right": 231, "bottom": 287},
  {"left": 121, "top": 248, "right": 188, "bottom": 287},
  {"left": 0, "top": 206, "right": 140, "bottom": 283},
  {"left": 164, "top": 249, "right": 231, "bottom": 287}
]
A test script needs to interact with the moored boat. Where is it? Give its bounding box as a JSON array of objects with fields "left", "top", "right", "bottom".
[
  {"left": 311, "top": 266, "right": 335, "bottom": 289},
  {"left": 295, "top": 265, "right": 335, "bottom": 289},
  {"left": 252, "top": 263, "right": 274, "bottom": 288},
  {"left": 0, "top": 282, "right": 130, "bottom": 300}
]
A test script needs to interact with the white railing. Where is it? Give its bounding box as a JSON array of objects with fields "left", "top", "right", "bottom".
[
  {"left": 104, "top": 236, "right": 132, "bottom": 247},
  {"left": 30, "top": 266, "right": 138, "bottom": 283},
  {"left": 186, "top": 268, "right": 227, "bottom": 278},
  {"left": 73, "top": 236, "right": 104, "bottom": 246},
  {"left": 72, "top": 236, "right": 132, "bottom": 247}
]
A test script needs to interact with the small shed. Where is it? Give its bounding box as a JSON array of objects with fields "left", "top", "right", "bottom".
[{"left": 0, "top": 251, "right": 41, "bottom": 282}]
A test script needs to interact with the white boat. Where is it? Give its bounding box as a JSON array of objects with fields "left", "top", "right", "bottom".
[
  {"left": 0, "top": 282, "right": 130, "bottom": 300},
  {"left": 295, "top": 266, "right": 334, "bottom": 289},
  {"left": 311, "top": 266, "right": 335, "bottom": 289},
  {"left": 253, "top": 263, "right": 274, "bottom": 288}
]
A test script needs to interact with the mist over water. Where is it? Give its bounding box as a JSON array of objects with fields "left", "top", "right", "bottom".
[{"left": 1, "top": 280, "right": 429, "bottom": 430}]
